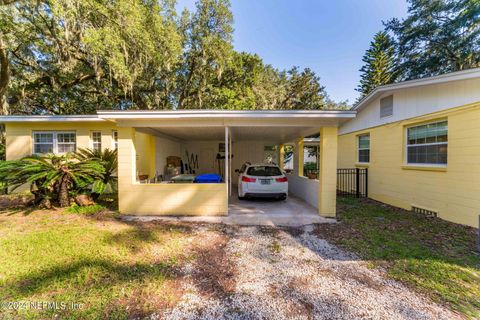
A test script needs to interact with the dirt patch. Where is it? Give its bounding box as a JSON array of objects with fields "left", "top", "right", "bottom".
[
  {"left": 282, "top": 226, "right": 305, "bottom": 237},
  {"left": 257, "top": 225, "right": 282, "bottom": 238},
  {"left": 0, "top": 194, "right": 33, "bottom": 211},
  {"left": 111, "top": 279, "right": 185, "bottom": 319},
  {"left": 188, "top": 230, "right": 236, "bottom": 299}
]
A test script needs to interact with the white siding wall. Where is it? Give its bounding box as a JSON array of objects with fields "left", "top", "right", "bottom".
[{"left": 340, "top": 77, "right": 480, "bottom": 135}]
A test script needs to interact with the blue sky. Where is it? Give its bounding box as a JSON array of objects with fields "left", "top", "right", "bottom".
[{"left": 176, "top": 0, "right": 408, "bottom": 104}]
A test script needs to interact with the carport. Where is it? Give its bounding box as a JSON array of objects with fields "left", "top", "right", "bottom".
[{"left": 97, "top": 110, "right": 356, "bottom": 218}]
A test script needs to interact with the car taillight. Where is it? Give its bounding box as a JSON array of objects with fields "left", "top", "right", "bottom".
[
  {"left": 275, "top": 177, "right": 288, "bottom": 182},
  {"left": 242, "top": 176, "right": 256, "bottom": 182}
]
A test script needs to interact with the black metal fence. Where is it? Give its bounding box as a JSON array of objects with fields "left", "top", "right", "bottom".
[{"left": 337, "top": 168, "right": 368, "bottom": 198}]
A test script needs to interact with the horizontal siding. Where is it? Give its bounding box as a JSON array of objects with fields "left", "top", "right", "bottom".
[
  {"left": 338, "top": 104, "right": 480, "bottom": 227},
  {"left": 5, "top": 122, "right": 117, "bottom": 160},
  {"left": 340, "top": 77, "right": 480, "bottom": 135}
]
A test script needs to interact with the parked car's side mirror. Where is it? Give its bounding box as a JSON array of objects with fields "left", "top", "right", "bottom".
[{"left": 235, "top": 169, "right": 239, "bottom": 173}]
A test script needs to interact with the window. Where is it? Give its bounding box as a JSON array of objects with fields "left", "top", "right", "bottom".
[
  {"left": 406, "top": 121, "right": 447, "bottom": 165},
  {"left": 33, "top": 133, "right": 54, "bottom": 154},
  {"left": 33, "top": 132, "right": 76, "bottom": 154},
  {"left": 91, "top": 131, "right": 102, "bottom": 151},
  {"left": 358, "top": 134, "right": 370, "bottom": 163},
  {"left": 112, "top": 130, "right": 118, "bottom": 150},
  {"left": 239, "top": 164, "right": 247, "bottom": 173},
  {"left": 247, "top": 166, "right": 282, "bottom": 177},
  {"left": 380, "top": 95, "right": 393, "bottom": 118}
]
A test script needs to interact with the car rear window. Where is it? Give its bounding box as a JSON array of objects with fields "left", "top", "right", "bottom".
[{"left": 247, "top": 166, "right": 282, "bottom": 177}]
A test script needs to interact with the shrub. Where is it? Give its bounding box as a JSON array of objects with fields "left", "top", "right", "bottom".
[
  {"left": 0, "top": 153, "right": 105, "bottom": 207},
  {"left": 74, "top": 148, "right": 118, "bottom": 195}
]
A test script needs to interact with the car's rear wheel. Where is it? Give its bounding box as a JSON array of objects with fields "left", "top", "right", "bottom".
[
  {"left": 238, "top": 195, "right": 246, "bottom": 200},
  {"left": 279, "top": 194, "right": 287, "bottom": 201}
]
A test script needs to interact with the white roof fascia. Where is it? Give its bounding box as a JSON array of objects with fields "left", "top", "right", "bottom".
[
  {"left": 96, "top": 110, "right": 357, "bottom": 119},
  {"left": 354, "top": 67, "right": 480, "bottom": 112},
  {"left": 0, "top": 115, "right": 104, "bottom": 122}
]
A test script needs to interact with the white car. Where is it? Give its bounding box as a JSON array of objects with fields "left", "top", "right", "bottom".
[{"left": 236, "top": 163, "right": 288, "bottom": 200}]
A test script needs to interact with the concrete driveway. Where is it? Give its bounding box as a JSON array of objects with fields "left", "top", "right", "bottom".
[
  {"left": 226, "top": 193, "right": 333, "bottom": 226},
  {"left": 123, "top": 192, "right": 334, "bottom": 227}
]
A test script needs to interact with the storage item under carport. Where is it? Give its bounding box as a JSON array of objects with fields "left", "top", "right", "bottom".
[
  {"left": 171, "top": 174, "right": 196, "bottom": 183},
  {"left": 194, "top": 173, "right": 222, "bottom": 183}
]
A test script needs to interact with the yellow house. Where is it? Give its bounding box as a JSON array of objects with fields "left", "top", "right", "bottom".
[
  {"left": 338, "top": 67, "right": 480, "bottom": 227},
  {"left": 1, "top": 110, "right": 356, "bottom": 218}
]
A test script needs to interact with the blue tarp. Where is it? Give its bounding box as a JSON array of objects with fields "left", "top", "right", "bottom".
[{"left": 194, "top": 173, "right": 222, "bottom": 183}]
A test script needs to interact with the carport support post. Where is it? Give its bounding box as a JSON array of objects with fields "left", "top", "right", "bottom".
[
  {"left": 225, "top": 126, "right": 229, "bottom": 195},
  {"left": 296, "top": 139, "right": 304, "bottom": 177},
  {"left": 318, "top": 127, "right": 338, "bottom": 218},
  {"left": 279, "top": 144, "right": 285, "bottom": 169}
]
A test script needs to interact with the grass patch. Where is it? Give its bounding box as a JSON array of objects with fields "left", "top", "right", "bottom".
[
  {"left": 316, "top": 197, "right": 480, "bottom": 318},
  {"left": 0, "top": 209, "right": 193, "bottom": 319},
  {"left": 65, "top": 204, "right": 106, "bottom": 215},
  {"left": 268, "top": 240, "right": 282, "bottom": 254}
]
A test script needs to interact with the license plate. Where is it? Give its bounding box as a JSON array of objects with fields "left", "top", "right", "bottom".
[{"left": 260, "top": 179, "right": 271, "bottom": 185}]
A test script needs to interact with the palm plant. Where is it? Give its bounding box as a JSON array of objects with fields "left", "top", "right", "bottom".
[
  {"left": 0, "top": 143, "right": 5, "bottom": 161},
  {"left": 0, "top": 153, "right": 105, "bottom": 207},
  {"left": 74, "top": 148, "right": 118, "bottom": 195}
]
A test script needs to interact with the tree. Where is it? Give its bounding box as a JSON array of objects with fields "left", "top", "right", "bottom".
[
  {"left": 0, "top": 0, "right": 183, "bottom": 114},
  {"left": 385, "top": 0, "right": 480, "bottom": 80},
  {"left": 0, "top": 153, "right": 105, "bottom": 207},
  {"left": 0, "top": 0, "right": 335, "bottom": 112},
  {"left": 177, "top": 0, "right": 234, "bottom": 109},
  {"left": 281, "top": 67, "right": 328, "bottom": 110},
  {"left": 357, "top": 31, "right": 398, "bottom": 98}
]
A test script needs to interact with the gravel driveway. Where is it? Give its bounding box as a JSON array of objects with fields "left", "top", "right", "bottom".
[{"left": 158, "top": 224, "right": 459, "bottom": 320}]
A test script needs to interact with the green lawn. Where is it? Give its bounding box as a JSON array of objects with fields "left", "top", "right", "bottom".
[
  {"left": 0, "top": 203, "right": 193, "bottom": 319},
  {"left": 316, "top": 197, "right": 480, "bottom": 318},
  {"left": 1, "top": 195, "right": 479, "bottom": 319}
]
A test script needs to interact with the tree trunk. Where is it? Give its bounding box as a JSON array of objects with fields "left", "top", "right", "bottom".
[
  {"left": 58, "top": 175, "right": 70, "bottom": 207},
  {"left": 0, "top": 35, "right": 9, "bottom": 115}
]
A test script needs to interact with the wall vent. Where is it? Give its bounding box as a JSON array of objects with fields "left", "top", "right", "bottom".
[
  {"left": 380, "top": 95, "right": 393, "bottom": 118},
  {"left": 412, "top": 206, "right": 438, "bottom": 218}
]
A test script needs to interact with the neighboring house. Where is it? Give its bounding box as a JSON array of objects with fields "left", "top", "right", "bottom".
[
  {"left": 338, "top": 67, "right": 480, "bottom": 227},
  {"left": 0, "top": 110, "right": 356, "bottom": 217}
]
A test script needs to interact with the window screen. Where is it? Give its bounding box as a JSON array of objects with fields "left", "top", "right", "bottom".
[
  {"left": 380, "top": 95, "right": 393, "bottom": 118},
  {"left": 34, "top": 133, "right": 54, "bottom": 154},
  {"left": 407, "top": 121, "right": 447, "bottom": 165},
  {"left": 112, "top": 130, "right": 118, "bottom": 150},
  {"left": 358, "top": 134, "right": 370, "bottom": 163},
  {"left": 92, "top": 131, "right": 102, "bottom": 151},
  {"left": 33, "top": 132, "right": 76, "bottom": 154},
  {"left": 57, "top": 133, "right": 76, "bottom": 153}
]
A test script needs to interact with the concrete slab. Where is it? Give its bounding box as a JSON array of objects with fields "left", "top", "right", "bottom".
[{"left": 122, "top": 193, "right": 336, "bottom": 227}]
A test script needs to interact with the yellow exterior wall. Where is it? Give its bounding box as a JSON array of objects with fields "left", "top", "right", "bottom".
[
  {"left": 338, "top": 103, "right": 480, "bottom": 227},
  {"left": 134, "top": 131, "right": 156, "bottom": 178},
  {"left": 5, "top": 121, "right": 117, "bottom": 160},
  {"left": 319, "top": 127, "right": 338, "bottom": 217},
  {"left": 117, "top": 127, "right": 228, "bottom": 216}
]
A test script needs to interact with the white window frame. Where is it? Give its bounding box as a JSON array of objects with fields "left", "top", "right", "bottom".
[
  {"left": 33, "top": 131, "right": 76, "bottom": 154},
  {"left": 357, "top": 134, "right": 370, "bottom": 164},
  {"left": 112, "top": 130, "right": 118, "bottom": 150},
  {"left": 405, "top": 120, "right": 448, "bottom": 167},
  {"left": 91, "top": 131, "right": 102, "bottom": 151}
]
